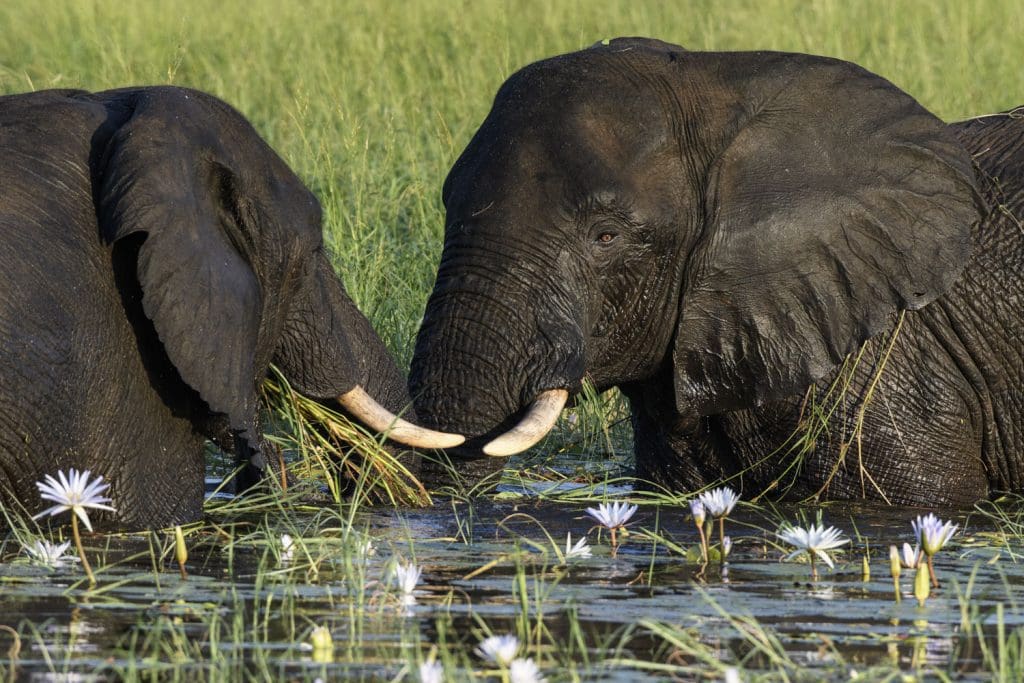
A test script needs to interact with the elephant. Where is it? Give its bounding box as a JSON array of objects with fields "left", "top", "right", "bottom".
[
  {"left": 0, "top": 86, "right": 461, "bottom": 530},
  {"left": 409, "top": 37, "right": 1024, "bottom": 506}
]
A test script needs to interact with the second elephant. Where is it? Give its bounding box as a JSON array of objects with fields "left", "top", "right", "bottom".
[
  {"left": 410, "top": 38, "right": 1024, "bottom": 506},
  {"left": 0, "top": 86, "right": 460, "bottom": 529}
]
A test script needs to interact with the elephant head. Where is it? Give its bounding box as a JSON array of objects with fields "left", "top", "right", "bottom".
[
  {"left": 98, "top": 87, "right": 461, "bottom": 459},
  {"left": 410, "top": 38, "right": 981, "bottom": 470},
  {"left": 0, "top": 85, "right": 460, "bottom": 528}
]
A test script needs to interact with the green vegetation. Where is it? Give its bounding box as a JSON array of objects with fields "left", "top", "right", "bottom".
[
  {"left": 4, "top": 1, "right": 1024, "bottom": 680},
  {"left": 4, "top": 0, "right": 1022, "bottom": 364}
]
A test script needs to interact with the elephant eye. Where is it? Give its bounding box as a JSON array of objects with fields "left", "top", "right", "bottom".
[{"left": 595, "top": 231, "right": 618, "bottom": 244}]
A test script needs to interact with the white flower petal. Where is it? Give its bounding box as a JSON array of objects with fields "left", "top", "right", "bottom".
[
  {"left": 784, "top": 549, "right": 807, "bottom": 563},
  {"left": 475, "top": 634, "right": 520, "bottom": 667},
  {"left": 509, "top": 657, "right": 545, "bottom": 683},
  {"left": 73, "top": 506, "right": 94, "bottom": 533},
  {"left": 814, "top": 548, "right": 835, "bottom": 569}
]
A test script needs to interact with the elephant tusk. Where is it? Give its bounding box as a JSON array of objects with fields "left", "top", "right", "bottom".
[
  {"left": 337, "top": 386, "right": 465, "bottom": 449},
  {"left": 482, "top": 389, "right": 569, "bottom": 457}
]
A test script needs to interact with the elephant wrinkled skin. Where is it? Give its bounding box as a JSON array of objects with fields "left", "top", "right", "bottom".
[
  {"left": 410, "top": 37, "right": 1024, "bottom": 505},
  {"left": 0, "top": 86, "right": 449, "bottom": 529}
]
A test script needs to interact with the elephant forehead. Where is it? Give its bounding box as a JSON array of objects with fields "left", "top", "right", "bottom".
[{"left": 447, "top": 107, "right": 677, "bottom": 226}]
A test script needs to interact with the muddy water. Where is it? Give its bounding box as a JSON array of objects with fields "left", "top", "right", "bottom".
[{"left": 0, "top": 486, "right": 1020, "bottom": 681}]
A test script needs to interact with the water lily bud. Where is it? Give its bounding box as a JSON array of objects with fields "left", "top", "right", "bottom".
[
  {"left": 174, "top": 526, "right": 188, "bottom": 579},
  {"left": 889, "top": 545, "right": 901, "bottom": 580},
  {"left": 689, "top": 499, "right": 706, "bottom": 527},
  {"left": 914, "top": 561, "right": 930, "bottom": 607},
  {"left": 309, "top": 625, "right": 334, "bottom": 663},
  {"left": 862, "top": 554, "right": 870, "bottom": 582},
  {"left": 310, "top": 625, "right": 332, "bottom": 650},
  {"left": 721, "top": 536, "right": 732, "bottom": 559}
]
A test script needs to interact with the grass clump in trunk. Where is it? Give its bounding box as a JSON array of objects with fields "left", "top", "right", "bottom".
[{"left": 260, "top": 366, "right": 430, "bottom": 508}]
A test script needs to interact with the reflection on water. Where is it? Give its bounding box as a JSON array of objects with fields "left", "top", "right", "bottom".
[{"left": 0, "top": 492, "right": 1020, "bottom": 680}]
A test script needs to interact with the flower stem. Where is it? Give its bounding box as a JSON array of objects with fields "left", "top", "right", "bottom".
[
  {"left": 610, "top": 527, "right": 618, "bottom": 557},
  {"left": 71, "top": 515, "right": 95, "bottom": 585},
  {"left": 893, "top": 576, "right": 901, "bottom": 603},
  {"left": 696, "top": 523, "right": 708, "bottom": 564},
  {"left": 718, "top": 517, "right": 725, "bottom": 565},
  {"left": 927, "top": 555, "right": 938, "bottom": 588},
  {"left": 810, "top": 554, "right": 818, "bottom": 581}
]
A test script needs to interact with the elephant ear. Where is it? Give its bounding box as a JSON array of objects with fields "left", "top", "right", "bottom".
[
  {"left": 672, "top": 53, "right": 983, "bottom": 417},
  {"left": 98, "top": 88, "right": 263, "bottom": 437}
]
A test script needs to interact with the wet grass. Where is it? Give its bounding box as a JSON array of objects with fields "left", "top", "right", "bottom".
[
  {"left": 3, "top": 487, "right": 1024, "bottom": 680},
  {"left": 4, "top": 0, "right": 1024, "bottom": 680}
]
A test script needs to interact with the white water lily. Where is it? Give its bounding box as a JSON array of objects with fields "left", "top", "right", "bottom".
[
  {"left": 585, "top": 501, "right": 637, "bottom": 530},
  {"left": 778, "top": 523, "right": 850, "bottom": 578},
  {"left": 33, "top": 468, "right": 116, "bottom": 584},
  {"left": 509, "top": 657, "right": 545, "bottom": 683},
  {"left": 33, "top": 468, "right": 115, "bottom": 532},
  {"left": 698, "top": 486, "right": 740, "bottom": 518},
  {"left": 24, "top": 539, "right": 74, "bottom": 566},
  {"left": 912, "top": 513, "right": 958, "bottom": 556},
  {"left": 563, "top": 532, "right": 592, "bottom": 561},
  {"left": 699, "top": 487, "right": 739, "bottom": 564},
  {"left": 911, "top": 513, "right": 959, "bottom": 588},
  {"left": 586, "top": 500, "right": 637, "bottom": 552},
  {"left": 391, "top": 560, "right": 423, "bottom": 604},
  {"left": 280, "top": 534, "right": 294, "bottom": 562},
  {"left": 418, "top": 659, "right": 443, "bottom": 683},
  {"left": 900, "top": 541, "right": 920, "bottom": 569},
  {"left": 475, "top": 634, "right": 519, "bottom": 667}
]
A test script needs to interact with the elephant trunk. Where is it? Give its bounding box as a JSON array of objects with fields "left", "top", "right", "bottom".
[
  {"left": 273, "top": 254, "right": 462, "bottom": 449},
  {"left": 410, "top": 272, "right": 585, "bottom": 454}
]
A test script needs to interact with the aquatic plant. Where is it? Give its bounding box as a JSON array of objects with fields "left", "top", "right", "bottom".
[
  {"left": 308, "top": 625, "right": 334, "bottom": 663},
  {"left": 900, "top": 541, "right": 920, "bottom": 569},
  {"left": 174, "top": 526, "right": 188, "bottom": 579},
  {"left": 22, "top": 539, "right": 73, "bottom": 567},
  {"left": 912, "top": 513, "right": 959, "bottom": 587},
  {"left": 777, "top": 522, "right": 849, "bottom": 580},
  {"left": 563, "top": 532, "right": 592, "bottom": 561},
  {"left": 586, "top": 501, "right": 637, "bottom": 552},
  {"left": 698, "top": 486, "right": 739, "bottom": 518},
  {"left": 475, "top": 634, "right": 520, "bottom": 667},
  {"left": 509, "top": 657, "right": 545, "bottom": 683},
  {"left": 418, "top": 658, "right": 444, "bottom": 683},
  {"left": 698, "top": 486, "right": 739, "bottom": 562},
  {"left": 690, "top": 498, "right": 709, "bottom": 563},
  {"left": 33, "top": 468, "right": 115, "bottom": 584},
  {"left": 280, "top": 533, "right": 295, "bottom": 563},
  {"left": 889, "top": 544, "right": 902, "bottom": 603},
  {"left": 914, "top": 561, "right": 931, "bottom": 607},
  {"left": 391, "top": 560, "right": 423, "bottom": 605}
]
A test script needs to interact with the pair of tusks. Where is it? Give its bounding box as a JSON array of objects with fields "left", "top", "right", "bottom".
[{"left": 336, "top": 386, "right": 570, "bottom": 456}]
